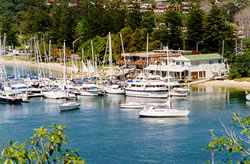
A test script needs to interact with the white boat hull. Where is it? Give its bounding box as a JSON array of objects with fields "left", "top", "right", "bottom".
[
  {"left": 59, "top": 104, "right": 80, "bottom": 111},
  {"left": 106, "top": 89, "right": 125, "bottom": 95},
  {"left": 44, "top": 91, "right": 75, "bottom": 99},
  {"left": 125, "top": 90, "right": 169, "bottom": 98},
  {"left": 79, "top": 91, "right": 99, "bottom": 96},
  {"left": 139, "top": 108, "right": 190, "bottom": 117},
  {"left": 246, "top": 95, "right": 250, "bottom": 101}
]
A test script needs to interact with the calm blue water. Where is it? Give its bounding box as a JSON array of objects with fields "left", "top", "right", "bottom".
[{"left": 0, "top": 67, "right": 249, "bottom": 163}]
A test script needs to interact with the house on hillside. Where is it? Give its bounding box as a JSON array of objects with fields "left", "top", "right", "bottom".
[{"left": 144, "top": 53, "right": 228, "bottom": 81}]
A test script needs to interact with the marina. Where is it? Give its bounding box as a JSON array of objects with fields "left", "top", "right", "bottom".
[
  {"left": 0, "top": 83, "right": 249, "bottom": 163},
  {"left": 0, "top": 0, "right": 249, "bottom": 162}
]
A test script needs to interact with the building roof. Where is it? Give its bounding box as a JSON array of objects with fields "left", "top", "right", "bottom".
[{"left": 184, "top": 53, "right": 222, "bottom": 61}]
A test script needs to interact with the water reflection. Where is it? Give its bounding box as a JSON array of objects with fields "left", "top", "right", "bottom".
[
  {"left": 139, "top": 117, "right": 189, "bottom": 125},
  {"left": 246, "top": 101, "right": 250, "bottom": 107},
  {"left": 124, "top": 96, "right": 166, "bottom": 104}
]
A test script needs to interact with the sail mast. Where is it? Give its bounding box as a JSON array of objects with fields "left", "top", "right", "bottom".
[
  {"left": 64, "top": 40, "right": 67, "bottom": 88},
  {"left": 108, "top": 32, "right": 112, "bottom": 81}
]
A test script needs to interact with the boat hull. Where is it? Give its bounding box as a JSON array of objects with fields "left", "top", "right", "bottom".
[
  {"left": 139, "top": 109, "right": 190, "bottom": 117},
  {"left": 79, "top": 91, "right": 99, "bottom": 96},
  {"left": 125, "top": 90, "right": 169, "bottom": 98},
  {"left": 0, "top": 97, "right": 22, "bottom": 104},
  {"left": 59, "top": 104, "right": 80, "bottom": 111}
]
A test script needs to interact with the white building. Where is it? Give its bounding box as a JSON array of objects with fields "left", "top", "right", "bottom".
[{"left": 145, "top": 53, "right": 228, "bottom": 81}]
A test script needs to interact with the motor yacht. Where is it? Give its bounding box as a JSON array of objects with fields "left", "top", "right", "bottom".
[
  {"left": 0, "top": 91, "right": 23, "bottom": 104},
  {"left": 125, "top": 75, "right": 178, "bottom": 98}
]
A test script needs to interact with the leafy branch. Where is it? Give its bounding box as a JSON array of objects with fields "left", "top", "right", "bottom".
[
  {"left": 0, "top": 124, "right": 84, "bottom": 164},
  {"left": 203, "top": 113, "right": 250, "bottom": 164}
]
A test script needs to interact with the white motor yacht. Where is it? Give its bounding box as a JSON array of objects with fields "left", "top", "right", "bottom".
[
  {"left": 59, "top": 101, "right": 80, "bottom": 111},
  {"left": 0, "top": 91, "right": 23, "bottom": 104},
  {"left": 125, "top": 75, "right": 178, "bottom": 98}
]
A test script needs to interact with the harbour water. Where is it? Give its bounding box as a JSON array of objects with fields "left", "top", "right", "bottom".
[{"left": 0, "top": 67, "right": 249, "bottom": 163}]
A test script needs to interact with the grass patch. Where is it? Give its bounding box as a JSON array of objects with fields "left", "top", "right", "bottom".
[{"left": 234, "top": 77, "right": 250, "bottom": 82}]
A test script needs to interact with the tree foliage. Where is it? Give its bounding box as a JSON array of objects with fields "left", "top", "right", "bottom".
[
  {"left": 203, "top": 5, "right": 235, "bottom": 53},
  {"left": 228, "top": 38, "right": 250, "bottom": 79},
  {"left": 204, "top": 113, "right": 249, "bottom": 164},
  {"left": 162, "top": 9, "right": 183, "bottom": 50},
  {"left": 0, "top": 124, "right": 84, "bottom": 163},
  {"left": 185, "top": 4, "right": 204, "bottom": 51}
]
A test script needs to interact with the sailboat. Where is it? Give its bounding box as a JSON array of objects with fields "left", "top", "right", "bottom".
[
  {"left": 59, "top": 40, "right": 80, "bottom": 111},
  {"left": 104, "top": 32, "right": 125, "bottom": 95},
  {"left": 138, "top": 46, "right": 190, "bottom": 118},
  {"left": 59, "top": 100, "right": 80, "bottom": 111}
]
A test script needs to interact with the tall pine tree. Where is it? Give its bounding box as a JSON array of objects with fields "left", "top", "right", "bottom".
[
  {"left": 185, "top": 5, "right": 204, "bottom": 51},
  {"left": 203, "top": 5, "right": 235, "bottom": 53},
  {"left": 162, "top": 10, "right": 183, "bottom": 50}
]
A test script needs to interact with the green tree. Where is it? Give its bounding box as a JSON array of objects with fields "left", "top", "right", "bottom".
[
  {"left": 112, "top": 27, "right": 134, "bottom": 56},
  {"left": 141, "top": 11, "right": 155, "bottom": 33},
  {"left": 204, "top": 113, "right": 249, "bottom": 164},
  {"left": 184, "top": 5, "right": 205, "bottom": 51},
  {"left": 203, "top": 5, "right": 236, "bottom": 53},
  {"left": 48, "top": 1, "right": 77, "bottom": 47},
  {"left": 76, "top": 0, "right": 126, "bottom": 42},
  {"left": 129, "top": 28, "right": 147, "bottom": 52},
  {"left": 79, "top": 35, "right": 108, "bottom": 62},
  {"left": 0, "top": 124, "right": 84, "bottom": 163},
  {"left": 228, "top": 38, "right": 250, "bottom": 79},
  {"left": 18, "top": 6, "right": 50, "bottom": 34},
  {"left": 125, "top": 1, "right": 142, "bottom": 30},
  {"left": 0, "top": 13, "right": 18, "bottom": 46},
  {"left": 162, "top": 9, "right": 183, "bottom": 49}
]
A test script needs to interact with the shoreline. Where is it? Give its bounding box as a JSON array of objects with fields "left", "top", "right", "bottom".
[
  {"left": 4, "top": 60, "right": 250, "bottom": 90},
  {"left": 191, "top": 80, "right": 250, "bottom": 90},
  {"left": 5, "top": 60, "right": 74, "bottom": 74}
]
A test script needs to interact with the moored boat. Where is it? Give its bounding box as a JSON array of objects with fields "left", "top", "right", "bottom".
[
  {"left": 59, "top": 101, "right": 80, "bottom": 111},
  {"left": 0, "top": 91, "right": 22, "bottom": 104},
  {"left": 246, "top": 91, "right": 250, "bottom": 101},
  {"left": 138, "top": 106, "right": 190, "bottom": 117}
]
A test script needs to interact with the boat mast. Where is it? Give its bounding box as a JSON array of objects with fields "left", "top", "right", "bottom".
[
  {"left": 63, "top": 40, "right": 67, "bottom": 89},
  {"left": 120, "top": 33, "right": 125, "bottom": 66},
  {"left": 108, "top": 32, "right": 112, "bottom": 81},
  {"left": 146, "top": 34, "right": 149, "bottom": 67},
  {"left": 167, "top": 46, "right": 171, "bottom": 107},
  {"left": 91, "top": 40, "right": 94, "bottom": 76},
  {"left": 48, "top": 40, "right": 51, "bottom": 78}
]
